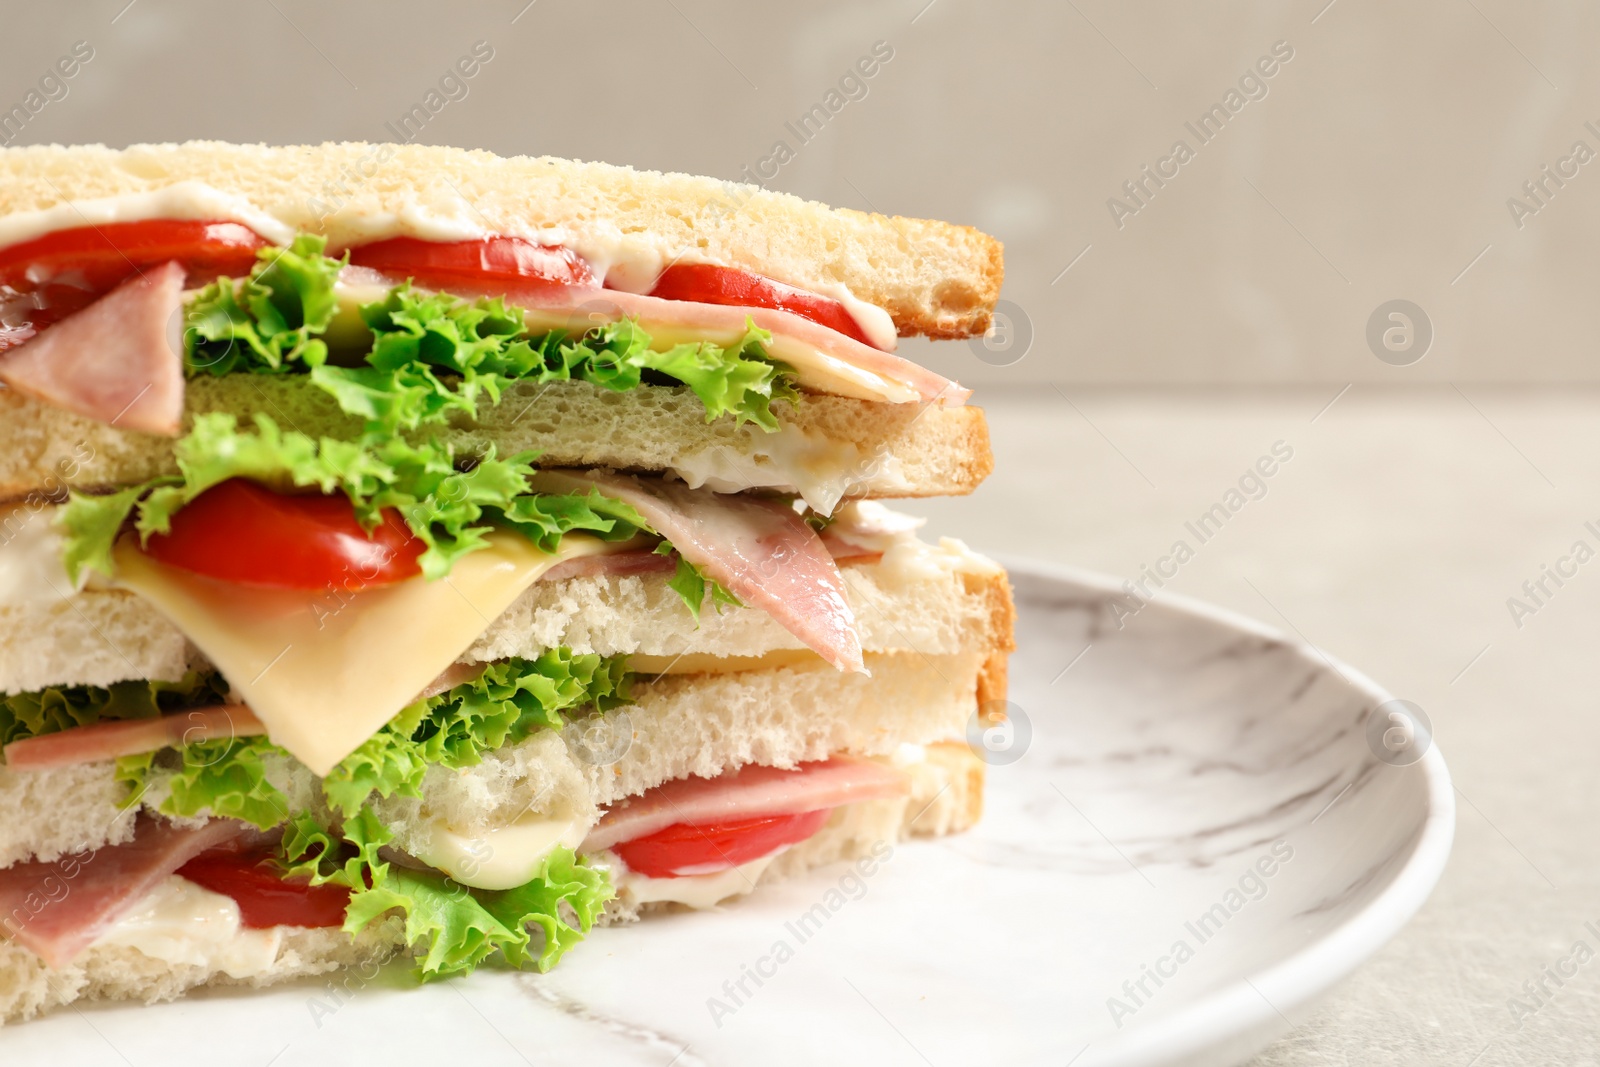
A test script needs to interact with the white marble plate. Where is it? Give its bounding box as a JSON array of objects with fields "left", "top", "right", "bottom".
[{"left": 13, "top": 558, "right": 1454, "bottom": 1067}]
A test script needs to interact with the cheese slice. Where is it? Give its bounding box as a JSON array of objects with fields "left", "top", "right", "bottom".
[
  {"left": 627, "top": 649, "right": 823, "bottom": 675},
  {"left": 113, "top": 531, "right": 618, "bottom": 776}
]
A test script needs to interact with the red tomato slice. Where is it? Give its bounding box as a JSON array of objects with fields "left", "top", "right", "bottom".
[
  {"left": 644, "top": 264, "right": 879, "bottom": 348},
  {"left": 141, "top": 478, "right": 424, "bottom": 591},
  {"left": 178, "top": 847, "right": 351, "bottom": 929},
  {"left": 347, "top": 236, "right": 596, "bottom": 291},
  {"left": 0, "top": 220, "right": 267, "bottom": 352},
  {"left": 612, "top": 808, "right": 832, "bottom": 878}
]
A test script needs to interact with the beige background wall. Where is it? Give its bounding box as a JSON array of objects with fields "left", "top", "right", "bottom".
[{"left": 1, "top": 0, "right": 1593, "bottom": 384}]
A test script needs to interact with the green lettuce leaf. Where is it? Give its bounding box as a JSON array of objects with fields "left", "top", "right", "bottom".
[
  {"left": 654, "top": 542, "right": 743, "bottom": 624},
  {"left": 159, "top": 737, "right": 292, "bottom": 829},
  {"left": 478, "top": 847, "right": 612, "bottom": 972},
  {"left": 58, "top": 485, "right": 150, "bottom": 589},
  {"left": 322, "top": 650, "right": 631, "bottom": 816},
  {"left": 59, "top": 413, "right": 649, "bottom": 584},
  {"left": 112, "top": 731, "right": 291, "bottom": 830},
  {"left": 0, "top": 672, "right": 230, "bottom": 747},
  {"left": 182, "top": 234, "right": 797, "bottom": 434},
  {"left": 186, "top": 234, "right": 344, "bottom": 375},
  {"left": 103, "top": 653, "right": 630, "bottom": 831},
  {"left": 282, "top": 808, "right": 611, "bottom": 980},
  {"left": 311, "top": 285, "right": 797, "bottom": 436},
  {"left": 631, "top": 324, "right": 799, "bottom": 432}
]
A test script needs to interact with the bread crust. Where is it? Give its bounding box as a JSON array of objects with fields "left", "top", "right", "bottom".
[
  {"left": 0, "top": 377, "right": 992, "bottom": 503},
  {"left": 0, "top": 142, "right": 1003, "bottom": 339}
]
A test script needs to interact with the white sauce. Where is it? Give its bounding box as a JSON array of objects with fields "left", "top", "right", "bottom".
[
  {"left": 829, "top": 501, "right": 1003, "bottom": 588},
  {"left": 0, "top": 182, "right": 297, "bottom": 249},
  {"left": 409, "top": 807, "right": 591, "bottom": 892},
  {"left": 0, "top": 183, "right": 897, "bottom": 351},
  {"left": 877, "top": 536, "right": 1003, "bottom": 589},
  {"left": 92, "top": 875, "right": 282, "bottom": 978},
  {"left": 0, "top": 504, "right": 80, "bottom": 605},
  {"left": 890, "top": 742, "right": 927, "bottom": 768},
  {"left": 673, "top": 427, "right": 912, "bottom": 515},
  {"left": 826, "top": 500, "right": 928, "bottom": 551},
  {"left": 596, "top": 850, "right": 781, "bottom": 909}
]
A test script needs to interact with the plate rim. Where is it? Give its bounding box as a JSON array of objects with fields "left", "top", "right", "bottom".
[{"left": 994, "top": 553, "right": 1457, "bottom": 1065}]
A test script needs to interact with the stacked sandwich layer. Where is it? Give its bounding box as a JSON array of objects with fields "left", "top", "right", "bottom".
[{"left": 0, "top": 141, "right": 1011, "bottom": 1022}]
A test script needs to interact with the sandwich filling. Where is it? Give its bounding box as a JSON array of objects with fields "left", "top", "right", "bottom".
[{"left": 0, "top": 200, "right": 999, "bottom": 993}]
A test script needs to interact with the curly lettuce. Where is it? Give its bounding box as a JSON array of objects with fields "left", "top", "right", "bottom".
[
  {"left": 654, "top": 542, "right": 743, "bottom": 624},
  {"left": 114, "top": 736, "right": 292, "bottom": 828},
  {"left": 187, "top": 237, "right": 797, "bottom": 433},
  {"left": 99, "top": 651, "right": 631, "bottom": 830},
  {"left": 0, "top": 672, "right": 230, "bottom": 747},
  {"left": 60, "top": 413, "right": 650, "bottom": 585},
  {"left": 317, "top": 286, "right": 797, "bottom": 434},
  {"left": 60, "top": 412, "right": 737, "bottom": 620},
  {"left": 321, "top": 650, "right": 631, "bottom": 817},
  {"left": 282, "top": 808, "right": 611, "bottom": 979},
  {"left": 186, "top": 234, "right": 344, "bottom": 374}
]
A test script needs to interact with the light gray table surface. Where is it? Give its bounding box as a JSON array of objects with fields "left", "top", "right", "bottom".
[{"left": 911, "top": 385, "right": 1600, "bottom": 1066}]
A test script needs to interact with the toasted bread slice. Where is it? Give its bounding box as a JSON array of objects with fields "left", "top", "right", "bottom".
[
  {"left": 0, "top": 377, "right": 993, "bottom": 506},
  {"left": 0, "top": 142, "right": 1003, "bottom": 339}
]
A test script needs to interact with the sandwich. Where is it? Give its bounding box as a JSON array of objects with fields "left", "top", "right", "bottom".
[{"left": 0, "top": 141, "right": 1012, "bottom": 1022}]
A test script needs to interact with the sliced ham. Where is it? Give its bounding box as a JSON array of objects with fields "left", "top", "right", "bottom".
[
  {"left": 529, "top": 469, "right": 864, "bottom": 673},
  {"left": 539, "top": 547, "right": 676, "bottom": 583},
  {"left": 341, "top": 268, "right": 967, "bottom": 407},
  {"left": 540, "top": 541, "right": 868, "bottom": 582},
  {"left": 0, "top": 260, "right": 186, "bottom": 435},
  {"left": 583, "top": 756, "right": 909, "bottom": 853},
  {"left": 2, "top": 705, "right": 263, "bottom": 771},
  {"left": 0, "top": 816, "right": 246, "bottom": 968}
]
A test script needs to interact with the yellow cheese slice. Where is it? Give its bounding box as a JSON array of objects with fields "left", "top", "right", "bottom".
[
  {"left": 627, "top": 649, "right": 823, "bottom": 675},
  {"left": 114, "top": 531, "right": 616, "bottom": 776}
]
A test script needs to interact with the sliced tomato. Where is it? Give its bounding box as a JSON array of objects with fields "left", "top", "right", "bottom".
[
  {"left": 0, "top": 220, "right": 267, "bottom": 352},
  {"left": 348, "top": 236, "right": 596, "bottom": 291},
  {"left": 644, "top": 264, "right": 879, "bottom": 348},
  {"left": 178, "top": 847, "right": 351, "bottom": 929},
  {"left": 612, "top": 808, "right": 832, "bottom": 878},
  {"left": 141, "top": 478, "right": 424, "bottom": 591}
]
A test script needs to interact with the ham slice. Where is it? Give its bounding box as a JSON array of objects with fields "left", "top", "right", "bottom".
[
  {"left": 0, "top": 260, "right": 186, "bottom": 435},
  {"left": 539, "top": 547, "right": 676, "bottom": 583},
  {"left": 0, "top": 816, "right": 246, "bottom": 968},
  {"left": 529, "top": 470, "right": 864, "bottom": 673},
  {"left": 540, "top": 540, "right": 867, "bottom": 583},
  {"left": 343, "top": 268, "right": 967, "bottom": 407},
  {"left": 2, "top": 705, "right": 263, "bottom": 771},
  {"left": 583, "top": 757, "right": 909, "bottom": 853}
]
